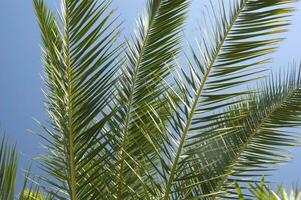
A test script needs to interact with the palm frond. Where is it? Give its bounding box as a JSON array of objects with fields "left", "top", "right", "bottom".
[
  {"left": 34, "top": 0, "right": 122, "bottom": 199},
  {"left": 32, "top": 0, "right": 301, "bottom": 199},
  {"left": 157, "top": 0, "right": 296, "bottom": 199},
  {"left": 205, "top": 63, "right": 301, "bottom": 199},
  {"left": 104, "top": 0, "right": 190, "bottom": 198}
]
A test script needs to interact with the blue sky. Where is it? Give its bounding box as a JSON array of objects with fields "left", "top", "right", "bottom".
[{"left": 0, "top": 0, "right": 301, "bottom": 189}]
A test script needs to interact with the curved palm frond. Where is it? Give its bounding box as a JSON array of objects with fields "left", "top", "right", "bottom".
[
  {"left": 202, "top": 63, "right": 301, "bottom": 199},
  {"left": 34, "top": 0, "right": 122, "bottom": 199},
  {"left": 157, "top": 0, "right": 296, "bottom": 199}
]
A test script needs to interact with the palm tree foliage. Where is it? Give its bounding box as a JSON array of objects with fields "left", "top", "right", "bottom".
[{"left": 1, "top": 0, "right": 301, "bottom": 199}]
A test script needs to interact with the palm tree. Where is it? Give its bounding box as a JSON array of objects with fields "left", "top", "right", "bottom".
[{"left": 1, "top": 0, "right": 301, "bottom": 199}]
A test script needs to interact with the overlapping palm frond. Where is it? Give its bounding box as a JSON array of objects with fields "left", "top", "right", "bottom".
[
  {"left": 34, "top": 0, "right": 122, "bottom": 199},
  {"left": 30, "top": 0, "right": 301, "bottom": 199},
  {"left": 104, "top": 0, "right": 190, "bottom": 198},
  {"left": 0, "top": 136, "right": 18, "bottom": 200},
  {"left": 206, "top": 64, "right": 301, "bottom": 199},
  {"left": 156, "top": 0, "right": 296, "bottom": 199}
]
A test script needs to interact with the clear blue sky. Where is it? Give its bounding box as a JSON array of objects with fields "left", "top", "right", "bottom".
[{"left": 0, "top": 0, "right": 301, "bottom": 189}]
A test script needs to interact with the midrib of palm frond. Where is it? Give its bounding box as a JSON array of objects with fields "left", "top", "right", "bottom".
[
  {"left": 35, "top": 0, "right": 122, "bottom": 198},
  {"left": 162, "top": 1, "right": 249, "bottom": 199},
  {"left": 63, "top": 1, "right": 77, "bottom": 199},
  {"left": 115, "top": 0, "right": 189, "bottom": 198},
  {"left": 212, "top": 77, "right": 301, "bottom": 199},
  {"left": 117, "top": 3, "right": 161, "bottom": 197}
]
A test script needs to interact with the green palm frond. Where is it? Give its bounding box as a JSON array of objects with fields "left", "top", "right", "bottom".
[
  {"left": 104, "top": 0, "right": 190, "bottom": 198},
  {"left": 31, "top": 0, "right": 301, "bottom": 199},
  {"left": 204, "top": 64, "right": 301, "bottom": 199},
  {"left": 157, "top": 0, "right": 295, "bottom": 199},
  {"left": 0, "top": 136, "right": 18, "bottom": 200},
  {"left": 34, "top": 0, "right": 122, "bottom": 199}
]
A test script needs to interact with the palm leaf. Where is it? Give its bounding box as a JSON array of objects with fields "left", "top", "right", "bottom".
[
  {"left": 205, "top": 64, "right": 301, "bottom": 199},
  {"left": 157, "top": 0, "right": 295, "bottom": 199},
  {"left": 32, "top": 0, "right": 301, "bottom": 199},
  {"left": 102, "top": 0, "right": 190, "bottom": 199},
  {"left": 34, "top": 0, "right": 122, "bottom": 199}
]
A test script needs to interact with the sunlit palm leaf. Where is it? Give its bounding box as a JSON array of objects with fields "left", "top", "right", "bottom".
[
  {"left": 34, "top": 0, "right": 122, "bottom": 199},
  {"left": 99, "top": 0, "right": 191, "bottom": 199},
  {"left": 158, "top": 0, "right": 295, "bottom": 199},
  {"left": 32, "top": 0, "right": 301, "bottom": 199},
  {"left": 206, "top": 64, "right": 301, "bottom": 199}
]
